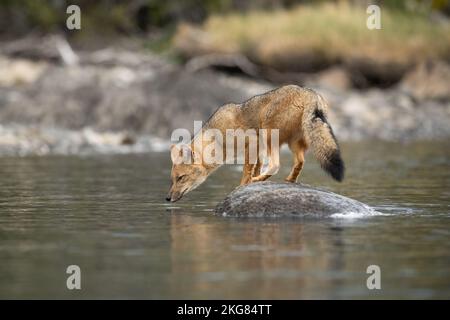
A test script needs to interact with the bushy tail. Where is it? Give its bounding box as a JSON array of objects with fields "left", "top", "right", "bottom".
[{"left": 302, "top": 93, "right": 344, "bottom": 182}]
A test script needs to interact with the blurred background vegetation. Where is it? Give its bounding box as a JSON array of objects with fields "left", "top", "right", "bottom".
[
  {"left": 0, "top": 0, "right": 448, "bottom": 72},
  {"left": 0, "top": 1, "right": 449, "bottom": 36}
]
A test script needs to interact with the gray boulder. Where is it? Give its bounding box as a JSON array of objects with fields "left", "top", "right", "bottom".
[{"left": 215, "top": 181, "right": 374, "bottom": 218}]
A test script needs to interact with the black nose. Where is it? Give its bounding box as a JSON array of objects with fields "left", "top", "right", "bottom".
[{"left": 165, "top": 196, "right": 171, "bottom": 202}]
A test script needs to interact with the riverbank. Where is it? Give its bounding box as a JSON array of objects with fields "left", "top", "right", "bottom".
[
  {"left": 0, "top": 35, "right": 449, "bottom": 156},
  {"left": 174, "top": 3, "right": 450, "bottom": 86}
]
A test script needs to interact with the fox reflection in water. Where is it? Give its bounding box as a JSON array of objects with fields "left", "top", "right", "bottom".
[{"left": 167, "top": 214, "right": 348, "bottom": 299}]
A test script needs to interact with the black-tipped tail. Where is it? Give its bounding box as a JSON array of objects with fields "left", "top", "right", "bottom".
[
  {"left": 303, "top": 92, "right": 345, "bottom": 182},
  {"left": 322, "top": 150, "right": 345, "bottom": 182}
]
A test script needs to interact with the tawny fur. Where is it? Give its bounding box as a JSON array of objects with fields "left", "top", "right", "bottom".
[{"left": 167, "top": 85, "right": 344, "bottom": 202}]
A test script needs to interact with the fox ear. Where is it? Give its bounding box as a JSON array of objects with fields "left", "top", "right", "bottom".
[
  {"left": 170, "top": 144, "right": 183, "bottom": 164},
  {"left": 191, "top": 148, "right": 202, "bottom": 164},
  {"left": 171, "top": 144, "right": 199, "bottom": 164}
]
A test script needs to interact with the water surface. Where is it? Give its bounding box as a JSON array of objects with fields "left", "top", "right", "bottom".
[{"left": 0, "top": 141, "right": 449, "bottom": 299}]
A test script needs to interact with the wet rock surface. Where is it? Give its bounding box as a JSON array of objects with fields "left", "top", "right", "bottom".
[{"left": 215, "top": 181, "right": 374, "bottom": 218}]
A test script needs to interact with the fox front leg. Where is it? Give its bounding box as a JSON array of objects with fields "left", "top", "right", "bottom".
[
  {"left": 239, "top": 142, "right": 257, "bottom": 185},
  {"left": 251, "top": 153, "right": 280, "bottom": 183}
]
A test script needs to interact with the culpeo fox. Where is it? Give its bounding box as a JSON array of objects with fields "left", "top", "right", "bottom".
[{"left": 166, "top": 85, "right": 344, "bottom": 202}]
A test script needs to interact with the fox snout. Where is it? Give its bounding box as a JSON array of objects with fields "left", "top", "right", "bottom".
[
  {"left": 166, "top": 182, "right": 189, "bottom": 202},
  {"left": 165, "top": 185, "right": 185, "bottom": 202},
  {"left": 165, "top": 192, "right": 182, "bottom": 202}
]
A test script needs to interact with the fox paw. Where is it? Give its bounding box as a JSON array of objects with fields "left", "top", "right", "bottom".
[{"left": 251, "top": 175, "right": 269, "bottom": 183}]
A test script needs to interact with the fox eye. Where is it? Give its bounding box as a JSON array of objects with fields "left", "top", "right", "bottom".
[{"left": 176, "top": 175, "right": 185, "bottom": 182}]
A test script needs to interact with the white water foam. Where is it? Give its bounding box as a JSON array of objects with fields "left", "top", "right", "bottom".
[{"left": 330, "top": 208, "right": 386, "bottom": 219}]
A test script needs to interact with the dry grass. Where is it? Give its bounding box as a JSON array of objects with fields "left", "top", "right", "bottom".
[{"left": 174, "top": 3, "right": 450, "bottom": 71}]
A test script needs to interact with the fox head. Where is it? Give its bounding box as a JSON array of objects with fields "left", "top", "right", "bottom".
[{"left": 166, "top": 144, "right": 209, "bottom": 202}]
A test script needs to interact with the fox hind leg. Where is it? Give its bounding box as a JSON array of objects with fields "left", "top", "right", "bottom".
[{"left": 285, "top": 140, "right": 305, "bottom": 183}]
